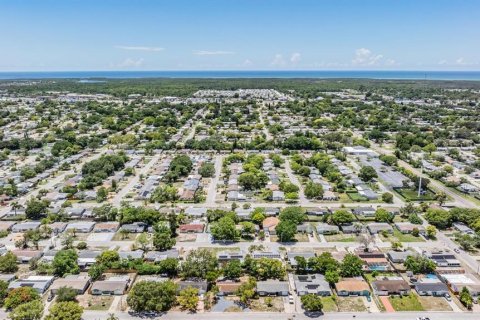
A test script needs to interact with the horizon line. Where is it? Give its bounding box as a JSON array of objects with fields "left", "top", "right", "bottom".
[{"left": 1, "top": 69, "right": 480, "bottom": 73}]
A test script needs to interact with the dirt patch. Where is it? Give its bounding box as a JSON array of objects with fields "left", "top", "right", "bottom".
[
  {"left": 418, "top": 296, "right": 452, "bottom": 311},
  {"left": 250, "top": 297, "right": 284, "bottom": 312},
  {"left": 336, "top": 297, "right": 367, "bottom": 312}
]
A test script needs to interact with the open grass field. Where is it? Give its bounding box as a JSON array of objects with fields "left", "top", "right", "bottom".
[{"left": 388, "top": 294, "right": 424, "bottom": 311}]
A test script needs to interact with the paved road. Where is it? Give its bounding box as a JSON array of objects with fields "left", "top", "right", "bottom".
[
  {"left": 111, "top": 153, "right": 162, "bottom": 206},
  {"left": 205, "top": 155, "right": 223, "bottom": 206},
  {"left": 81, "top": 310, "right": 480, "bottom": 320},
  {"left": 284, "top": 157, "right": 309, "bottom": 206},
  {"left": 366, "top": 140, "right": 475, "bottom": 208}
]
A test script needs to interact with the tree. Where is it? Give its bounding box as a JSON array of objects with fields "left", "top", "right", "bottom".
[
  {"left": 107, "top": 314, "right": 119, "bottom": 320},
  {"left": 4, "top": 287, "right": 40, "bottom": 310},
  {"left": 301, "top": 294, "right": 323, "bottom": 312},
  {"left": 9, "top": 300, "right": 43, "bottom": 320},
  {"left": 294, "top": 256, "right": 308, "bottom": 273},
  {"left": 88, "top": 263, "right": 106, "bottom": 281},
  {"left": 52, "top": 249, "right": 79, "bottom": 276},
  {"left": 426, "top": 225, "right": 437, "bottom": 239},
  {"left": 340, "top": 254, "right": 364, "bottom": 277},
  {"left": 375, "top": 208, "right": 393, "bottom": 223},
  {"left": 359, "top": 166, "right": 377, "bottom": 182},
  {"left": 331, "top": 209, "right": 355, "bottom": 225},
  {"left": 181, "top": 249, "right": 218, "bottom": 279},
  {"left": 460, "top": 286, "right": 473, "bottom": 309},
  {"left": 275, "top": 220, "right": 297, "bottom": 242},
  {"left": 236, "top": 277, "right": 256, "bottom": 306},
  {"left": 425, "top": 208, "right": 452, "bottom": 229},
  {"left": 92, "top": 204, "right": 118, "bottom": 222},
  {"left": 45, "top": 301, "right": 83, "bottom": 320},
  {"left": 404, "top": 255, "right": 436, "bottom": 274},
  {"left": 0, "top": 280, "right": 8, "bottom": 306},
  {"left": 279, "top": 206, "right": 306, "bottom": 225},
  {"left": 223, "top": 260, "right": 242, "bottom": 279},
  {"left": 250, "top": 209, "right": 266, "bottom": 225},
  {"left": 56, "top": 287, "right": 78, "bottom": 302},
  {"left": 127, "top": 280, "right": 177, "bottom": 312},
  {"left": 304, "top": 182, "right": 324, "bottom": 199},
  {"left": 177, "top": 287, "right": 199, "bottom": 312},
  {"left": 198, "top": 162, "right": 215, "bottom": 178},
  {"left": 25, "top": 198, "right": 48, "bottom": 219},
  {"left": 436, "top": 191, "right": 447, "bottom": 206},
  {"left": 153, "top": 224, "right": 176, "bottom": 251},
  {"left": 382, "top": 192, "right": 393, "bottom": 203},
  {"left": 308, "top": 252, "right": 339, "bottom": 274},
  {"left": 248, "top": 258, "right": 285, "bottom": 280},
  {"left": 325, "top": 269, "right": 340, "bottom": 285},
  {"left": 0, "top": 251, "right": 18, "bottom": 273},
  {"left": 135, "top": 232, "right": 150, "bottom": 251},
  {"left": 96, "top": 187, "right": 108, "bottom": 202},
  {"left": 210, "top": 216, "right": 238, "bottom": 241}
]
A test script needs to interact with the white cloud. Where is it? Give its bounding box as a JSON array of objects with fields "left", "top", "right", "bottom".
[
  {"left": 193, "top": 50, "right": 235, "bottom": 55},
  {"left": 242, "top": 59, "right": 253, "bottom": 67},
  {"left": 290, "top": 52, "right": 301, "bottom": 63},
  {"left": 117, "top": 58, "right": 144, "bottom": 68},
  {"left": 456, "top": 57, "right": 466, "bottom": 65},
  {"left": 352, "top": 48, "right": 384, "bottom": 66},
  {"left": 438, "top": 59, "right": 448, "bottom": 65},
  {"left": 271, "top": 54, "right": 286, "bottom": 67},
  {"left": 115, "top": 45, "right": 164, "bottom": 52}
]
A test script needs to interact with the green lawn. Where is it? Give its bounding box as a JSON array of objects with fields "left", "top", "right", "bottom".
[
  {"left": 388, "top": 294, "right": 424, "bottom": 311},
  {"left": 346, "top": 192, "right": 369, "bottom": 201},
  {"left": 321, "top": 296, "right": 339, "bottom": 312},
  {"left": 392, "top": 229, "right": 425, "bottom": 242},
  {"left": 324, "top": 233, "right": 357, "bottom": 242},
  {"left": 395, "top": 188, "right": 436, "bottom": 201}
]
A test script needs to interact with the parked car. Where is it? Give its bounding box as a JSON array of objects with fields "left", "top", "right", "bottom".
[
  {"left": 288, "top": 295, "right": 294, "bottom": 304},
  {"left": 445, "top": 294, "right": 452, "bottom": 301}
]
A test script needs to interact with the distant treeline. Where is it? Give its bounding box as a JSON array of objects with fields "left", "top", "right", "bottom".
[{"left": 2, "top": 78, "right": 480, "bottom": 99}]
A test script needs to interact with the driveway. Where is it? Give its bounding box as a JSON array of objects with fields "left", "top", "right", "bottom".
[{"left": 379, "top": 296, "right": 394, "bottom": 312}]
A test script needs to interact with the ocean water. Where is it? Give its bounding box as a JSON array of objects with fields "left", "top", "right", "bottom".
[{"left": 0, "top": 70, "right": 480, "bottom": 80}]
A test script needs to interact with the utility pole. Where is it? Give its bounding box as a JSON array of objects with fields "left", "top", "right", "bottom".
[{"left": 418, "top": 159, "right": 423, "bottom": 198}]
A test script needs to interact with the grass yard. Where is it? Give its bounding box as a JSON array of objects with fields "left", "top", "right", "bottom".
[
  {"left": 83, "top": 296, "right": 114, "bottom": 311},
  {"left": 346, "top": 192, "right": 369, "bottom": 202},
  {"left": 270, "top": 233, "right": 309, "bottom": 242},
  {"left": 395, "top": 188, "right": 436, "bottom": 201},
  {"left": 112, "top": 232, "right": 138, "bottom": 241},
  {"left": 381, "top": 229, "right": 425, "bottom": 242},
  {"left": 388, "top": 294, "right": 424, "bottom": 311},
  {"left": 336, "top": 297, "right": 367, "bottom": 312},
  {"left": 324, "top": 233, "right": 357, "bottom": 242},
  {"left": 320, "top": 296, "right": 338, "bottom": 312},
  {"left": 418, "top": 296, "right": 452, "bottom": 311}
]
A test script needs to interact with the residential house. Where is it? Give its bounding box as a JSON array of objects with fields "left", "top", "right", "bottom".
[
  {"left": 256, "top": 280, "right": 289, "bottom": 296},
  {"left": 179, "top": 223, "right": 204, "bottom": 233},
  {"left": 66, "top": 221, "right": 95, "bottom": 233},
  {"left": 93, "top": 222, "right": 120, "bottom": 233},
  {"left": 177, "top": 280, "right": 208, "bottom": 295},
  {"left": 50, "top": 275, "right": 91, "bottom": 294},
  {"left": 367, "top": 223, "right": 393, "bottom": 235},
  {"left": 91, "top": 276, "right": 130, "bottom": 296},
  {"left": 293, "top": 274, "right": 332, "bottom": 296},
  {"left": 262, "top": 217, "right": 280, "bottom": 235},
  {"left": 335, "top": 278, "right": 370, "bottom": 297},
  {"left": 316, "top": 223, "right": 339, "bottom": 235},
  {"left": 372, "top": 277, "right": 410, "bottom": 296},
  {"left": 8, "top": 276, "right": 54, "bottom": 294},
  {"left": 395, "top": 222, "right": 425, "bottom": 235}
]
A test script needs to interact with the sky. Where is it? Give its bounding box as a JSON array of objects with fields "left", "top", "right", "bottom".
[{"left": 0, "top": 0, "right": 479, "bottom": 72}]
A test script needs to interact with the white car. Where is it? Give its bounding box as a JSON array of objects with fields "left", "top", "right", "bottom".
[{"left": 288, "top": 295, "right": 294, "bottom": 304}]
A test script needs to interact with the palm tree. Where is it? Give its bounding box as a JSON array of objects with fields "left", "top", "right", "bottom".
[{"left": 11, "top": 201, "right": 22, "bottom": 216}]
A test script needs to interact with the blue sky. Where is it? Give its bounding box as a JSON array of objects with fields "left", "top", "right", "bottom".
[{"left": 0, "top": 0, "right": 479, "bottom": 71}]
